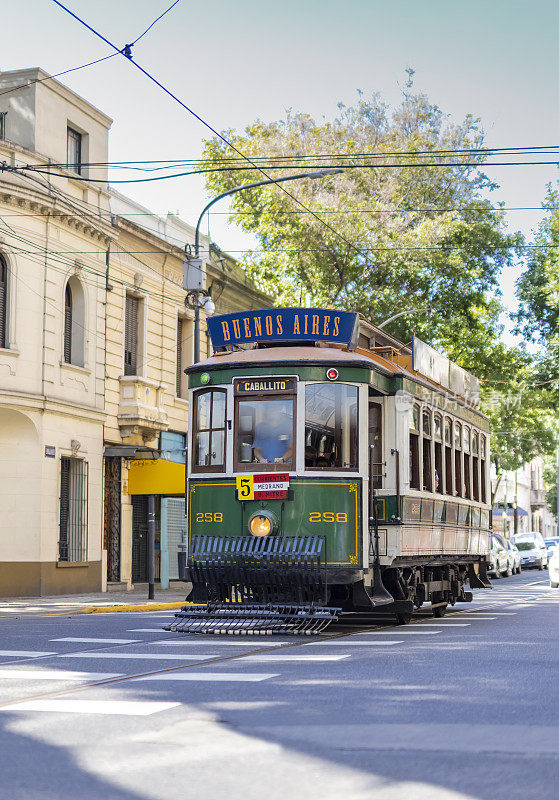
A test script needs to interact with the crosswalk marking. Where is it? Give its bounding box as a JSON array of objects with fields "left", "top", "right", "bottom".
[
  {"left": 134, "top": 672, "right": 278, "bottom": 682},
  {"left": 0, "top": 651, "right": 56, "bottom": 658},
  {"left": 242, "top": 654, "right": 350, "bottom": 662},
  {"left": 1, "top": 700, "right": 180, "bottom": 716},
  {"left": 154, "top": 640, "right": 287, "bottom": 646},
  {"left": 307, "top": 640, "right": 404, "bottom": 646},
  {"left": 0, "top": 670, "right": 123, "bottom": 681},
  {"left": 60, "top": 652, "right": 218, "bottom": 661},
  {"left": 50, "top": 637, "right": 140, "bottom": 644},
  {"left": 128, "top": 628, "right": 173, "bottom": 633},
  {"left": 417, "top": 623, "right": 471, "bottom": 627},
  {"left": 359, "top": 630, "right": 441, "bottom": 635}
]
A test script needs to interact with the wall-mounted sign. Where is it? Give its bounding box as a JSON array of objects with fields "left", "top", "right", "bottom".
[
  {"left": 207, "top": 308, "right": 359, "bottom": 350},
  {"left": 44, "top": 446, "right": 56, "bottom": 458},
  {"left": 234, "top": 377, "right": 296, "bottom": 395},
  {"left": 236, "top": 473, "right": 290, "bottom": 501}
]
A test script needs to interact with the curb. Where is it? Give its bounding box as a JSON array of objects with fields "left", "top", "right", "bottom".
[{"left": 77, "top": 601, "right": 191, "bottom": 614}]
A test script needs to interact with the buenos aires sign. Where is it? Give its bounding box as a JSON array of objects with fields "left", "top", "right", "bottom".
[{"left": 207, "top": 307, "right": 359, "bottom": 350}]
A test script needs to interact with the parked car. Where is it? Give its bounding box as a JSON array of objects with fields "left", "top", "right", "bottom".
[
  {"left": 512, "top": 532, "right": 548, "bottom": 570},
  {"left": 544, "top": 537, "right": 559, "bottom": 560},
  {"left": 549, "top": 547, "right": 559, "bottom": 589},
  {"left": 488, "top": 533, "right": 511, "bottom": 578},
  {"left": 505, "top": 539, "right": 521, "bottom": 574}
]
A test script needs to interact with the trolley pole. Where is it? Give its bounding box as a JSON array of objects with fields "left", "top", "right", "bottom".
[{"left": 147, "top": 494, "right": 155, "bottom": 601}]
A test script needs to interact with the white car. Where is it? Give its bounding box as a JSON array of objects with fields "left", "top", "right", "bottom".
[
  {"left": 505, "top": 539, "right": 521, "bottom": 574},
  {"left": 488, "top": 533, "right": 511, "bottom": 578},
  {"left": 550, "top": 548, "right": 559, "bottom": 588},
  {"left": 513, "top": 533, "right": 548, "bottom": 570}
]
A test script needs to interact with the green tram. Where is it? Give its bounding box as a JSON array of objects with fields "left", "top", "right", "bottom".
[{"left": 168, "top": 307, "right": 492, "bottom": 635}]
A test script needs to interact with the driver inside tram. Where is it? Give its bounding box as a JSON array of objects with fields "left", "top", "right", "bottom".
[{"left": 253, "top": 404, "right": 293, "bottom": 464}]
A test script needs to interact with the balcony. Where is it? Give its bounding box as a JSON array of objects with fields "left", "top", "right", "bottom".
[
  {"left": 117, "top": 376, "right": 169, "bottom": 441},
  {"left": 531, "top": 488, "right": 547, "bottom": 509}
]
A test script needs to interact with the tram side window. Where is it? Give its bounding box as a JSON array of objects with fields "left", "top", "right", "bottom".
[
  {"left": 454, "top": 422, "right": 462, "bottom": 497},
  {"left": 305, "top": 383, "right": 359, "bottom": 470},
  {"left": 444, "top": 418, "right": 453, "bottom": 496},
  {"left": 472, "top": 432, "right": 479, "bottom": 501},
  {"left": 422, "top": 409, "right": 432, "bottom": 492},
  {"left": 237, "top": 396, "right": 294, "bottom": 469},
  {"left": 434, "top": 414, "right": 443, "bottom": 494},
  {"left": 463, "top": 427, "right": 471, "bottom": 499},
  {"left": 480, "top": 435, "right": 487, "bottom": 503},
  {"left": 192, "top": 389, "right": 226, "bottom": 472},
  {"left": 409, "top": 405, "right": 420, "bottom": 490},
  {"left": 369, "top": 402, "right": 382, "bottom": 488}
]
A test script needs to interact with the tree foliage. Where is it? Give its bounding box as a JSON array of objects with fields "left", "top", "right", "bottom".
[{"left": 202, "top": 89, "right": 521, "bottom": 373}]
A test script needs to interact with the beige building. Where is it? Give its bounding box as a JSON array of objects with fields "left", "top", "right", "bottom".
[
  {"left": 0, "top": 67, "right": 270, "bottom": 596},
  {"left": 492, "top": 456, "right": 556, "bottom": 538}
]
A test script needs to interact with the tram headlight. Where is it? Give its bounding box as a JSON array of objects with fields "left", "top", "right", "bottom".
[{"left": 248, "top": 512, "right": 274, "bottom": 537}]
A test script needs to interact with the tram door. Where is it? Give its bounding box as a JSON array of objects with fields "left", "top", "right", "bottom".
[
  {"left": 369, "top": 402, "right": 383, "bottom": 489},
  {"left": 131, "top": 496, "right": 148, "bottom": 583}
]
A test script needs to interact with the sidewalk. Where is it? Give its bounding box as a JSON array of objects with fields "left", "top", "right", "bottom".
[{"left": 0, "top": 582, "right": 191, "bottom": 616}]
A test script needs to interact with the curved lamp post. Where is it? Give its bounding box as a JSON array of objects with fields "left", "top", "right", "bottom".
[{"left": 185, "top": 168, "right": 343, "bottom": 362}]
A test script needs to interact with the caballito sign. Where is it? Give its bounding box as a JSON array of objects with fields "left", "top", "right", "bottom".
[{"left": 207, "top": 307, "right": 359, "bottom": 350}]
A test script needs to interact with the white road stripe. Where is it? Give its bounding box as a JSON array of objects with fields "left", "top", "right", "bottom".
[
  {"left": 443, "top": 616, "right": 496, "bottom": 620},
  {"left": 0, "top": 651, "right": 56, "bottom": 658},
  {"left": 358, "top": 630, "right": 441, "bottom": 635},
  {"left": 0, "top": 670, "right": 122, "bottom": 681},
  {"left": 128, "top": 628, "right": 174, "bottom": 633},
  {"left": 135, "top": 672, "right": 278, "bottom": 682},
  {"left": 154, "top": 640, "right": 287, "bottom": 646},
  {"left": 1, "top": 700, "right": 180, "bottom": 715},
  {"left": 242, "top": 654, "right": 350, "bottom": 662},
  {"left": 50, "top": 638, "right": 139, "bottom": 644},
  {"left": 307, "top": 640, "right": 403, "bottom": 646},
  {"left": 417, "top": 623, "right": 470, "bottom": 627},
  {"left": 60, "top": 652, "right": 218, "bottom": 660}
]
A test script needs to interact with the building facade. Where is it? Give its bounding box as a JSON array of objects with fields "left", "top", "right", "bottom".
[
  {"left": 492, "top": 456, "right": 556, "bottom": 539},
  {"left": 0, "top": 68, "right": 270, "bottom": 596}
]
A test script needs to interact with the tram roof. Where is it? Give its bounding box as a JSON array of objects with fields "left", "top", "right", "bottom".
[{"left": 185, "top": 344, "right": 376, "bottom": 374}]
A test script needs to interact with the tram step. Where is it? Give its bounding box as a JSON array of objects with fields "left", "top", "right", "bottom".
[{"left": 163, "top": 603, "right": 340, "bottom": 636}]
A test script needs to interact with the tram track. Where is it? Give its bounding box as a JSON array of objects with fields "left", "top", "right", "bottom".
[{"left": 0, "top": 590, "right": 527, "bottom": 711}]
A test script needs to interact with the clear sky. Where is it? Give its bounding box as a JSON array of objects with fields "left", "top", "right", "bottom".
[{"left": 3, "top": 0, "right": 559, "bottom": 337}]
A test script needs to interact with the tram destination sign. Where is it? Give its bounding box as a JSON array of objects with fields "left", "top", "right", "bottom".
[
  {"left": 236, "top": 473, "right": 290, "bottom": 500},
  {"left": 207, "top": 307, "right": 359, "bottom": 350},
  {"left": 235, "top": 377, "right": 296, "bottom": 394}
]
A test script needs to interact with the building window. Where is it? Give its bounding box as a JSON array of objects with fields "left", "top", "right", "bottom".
[
  {"left": 176, "top": 316, "right": 193, "bottom": 398},
  {"left": 0, "top": 112, "right": 6, "bottom": 140},
  {"left": 62, "top": 276, "right": 85, "bottom": 367},
  {"left": 304, "top": 383, "right": 359, "bottom": 471},
  {"left": 64, "top": 284, "right": 72, "bottom": 363},
  {"left": 0, "top": 254, "right": 7, "bottom": 348},
  {"left": 192, "top": 389, "right": 227, "bottom": 472},
  {"left": 59, "top": 457, "right": 88, "bottom": 562},
  {"left": 124, "top": 294, "right": 139, "bottom": 375},
  {"left": 67, "top": 127, "right": 82, "bottom": 175}
]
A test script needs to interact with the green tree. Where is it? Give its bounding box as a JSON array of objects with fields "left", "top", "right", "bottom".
[{"left": 201, "top": 89, "right": 521, "bottom": 370}]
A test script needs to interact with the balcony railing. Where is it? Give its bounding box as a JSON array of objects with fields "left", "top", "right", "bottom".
[
  {"left": 117, "top": 376, "right": 169, "bottom": 440},
  {"left": 530, "top": 488, "right": 547, "bottom": 509}
]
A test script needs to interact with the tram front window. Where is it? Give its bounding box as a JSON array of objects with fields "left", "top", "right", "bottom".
[
  {"left": 237, "top": 397, "right": 294, "bottom": 466},
  {"left": 305, "top": 383, "right": 358, "bottom": 470}
]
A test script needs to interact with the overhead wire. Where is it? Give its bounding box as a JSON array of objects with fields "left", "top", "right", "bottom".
[{"left": 0, "top": 54, "right": 119, "bottom": 99}]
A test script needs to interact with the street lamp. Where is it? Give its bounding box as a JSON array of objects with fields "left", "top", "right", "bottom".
[
  {"left": 184, "top": 168, "right": 343, "bottom": 363},
  {"left": 376, "top": 307, "right": 432, "bottom": 329}
]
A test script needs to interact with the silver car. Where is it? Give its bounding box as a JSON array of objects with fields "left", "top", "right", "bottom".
[
  {"left": 505, "top": 539, "right": 521, "bottom": 574},
  {"left": 513, "top": 533, "right": 548, "bottom": 570},
  {"left": 488, "top": 533, "right": 511, "bottom": 578}
]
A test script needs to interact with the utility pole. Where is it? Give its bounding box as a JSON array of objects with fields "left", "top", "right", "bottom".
[
  {"left": 184, "top": 168, "right": 342, "bottom": 363},
  {"left": 147, "top": 494, "right": 155, "bottom": 600}
]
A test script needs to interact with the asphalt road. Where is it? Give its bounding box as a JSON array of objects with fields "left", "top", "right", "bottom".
[{"left": 0, "top": 571, "right": 557, "bottom": 800}]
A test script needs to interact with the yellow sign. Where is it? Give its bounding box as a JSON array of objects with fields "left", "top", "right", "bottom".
[
  {"left": 128, "top": 459, "right": 185, "bottom": 496},
  {"left": 236, "top": 475, "right": 254, "bottom": 500}
]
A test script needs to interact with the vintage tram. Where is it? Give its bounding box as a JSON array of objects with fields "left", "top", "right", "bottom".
[{"left": 168, "top": 307, "right": 491, "bottom": 635}]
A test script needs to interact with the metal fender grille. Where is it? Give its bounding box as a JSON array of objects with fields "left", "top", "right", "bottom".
[
  {"left": 164, "top": 603, "right": 339, "bottom": 636},
  {"left": 164, "top": 535, "right": 339, "bottom": 635}
]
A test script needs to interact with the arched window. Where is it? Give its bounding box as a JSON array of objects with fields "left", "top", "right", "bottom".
[
  {"left": 63, "top": 276, "right": 85, "bottom": 367},
  {"left": 64, "top": 283, "right": 72, "bottom": 363},
  {"left": 0, "top": 254, "right": 7, "bottom": 349}
]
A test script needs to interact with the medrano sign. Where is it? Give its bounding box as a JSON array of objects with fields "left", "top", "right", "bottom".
[{"left": 207, "top": 308, "right": 359, "bottom": 350}]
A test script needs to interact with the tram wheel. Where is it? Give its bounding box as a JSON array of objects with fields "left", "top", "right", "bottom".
[
  {"left": 396, "top": 612, "right": 413, "bottom": 625},
  {"left": 432, "top": 603, "right": 448, "bottom": 618}
]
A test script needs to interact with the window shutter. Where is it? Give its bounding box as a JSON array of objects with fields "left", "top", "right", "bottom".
[
  {"left": 0, "top": 256, "right": 6, "bottom": 349},
  {"left": 64, "top": 283, "right": 72, "bottom": 363},
  {"left": 124, "top": 295, "right": 138, "bottom": 375},
  {"left": 176, "top": 318, "right": 182, "bottom": 396},
  {"left": 59, "top": 457, "right": 70, "bottom": 561}
]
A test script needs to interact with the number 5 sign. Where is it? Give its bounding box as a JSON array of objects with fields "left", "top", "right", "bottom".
[{"left": 236, "top": 475, "right": 254, "bottom": 500}]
